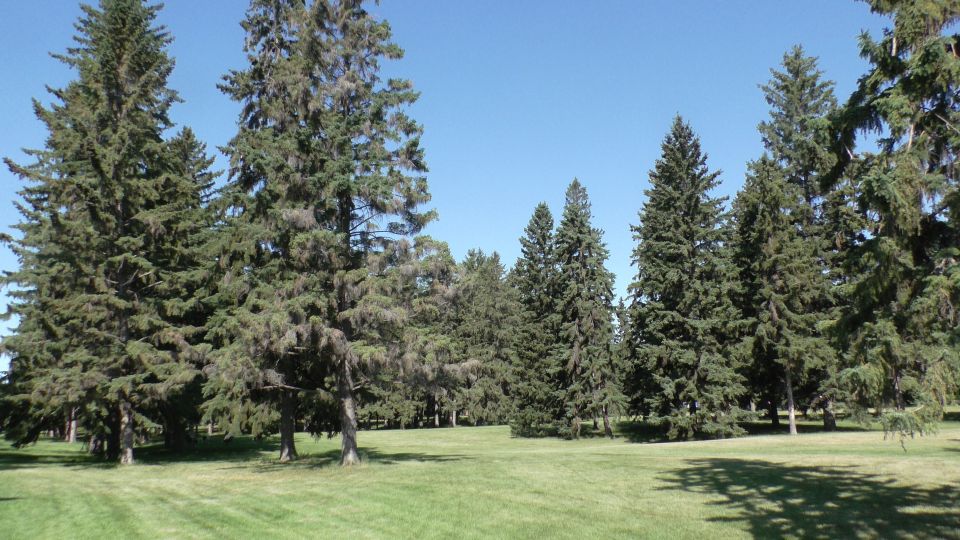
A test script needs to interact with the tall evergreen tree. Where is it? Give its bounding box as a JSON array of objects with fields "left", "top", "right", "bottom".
[
  {"left": 3, "top": 0, "right": 211, "bottom": 464},
  {"left": 208, "top": 0, "right": 433, "bottom": 465},
  {"left": 732, "top": 157, "right": 833, "bottom": 436},
  {"left": 628, "top": 117, "right": 747, "bottom": 440},
  {"left": 509, "top": 203, "right": 562, "bottom": 436},
  {"left": 746, "top": 46, "right": 842, "bottom": 430},
  {"left": 554, "top": 180, "right": 623, "bottom": 438},
  {"left": 829, "top": 0, "right": 960, "bottom": 436}
]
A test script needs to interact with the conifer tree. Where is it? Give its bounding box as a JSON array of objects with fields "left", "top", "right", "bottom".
[
  {"left": 732, "top": 157, "right": 832, "bottom": 436},
  {"left": 509, "top": 203, "right": 562, "bottom": 436},
  {"left": 628, "top": 117, "right": 747, "bottom": 440},
  {"left": 208, "top": 0, "right": 433, "bottom": 464},
  {"left": 829, "top": 0, "right": 960, "bottom": 436},
  {"left": 450, "top": 251, "right": 520, "bottom": 425},
  {"left": 554, "top": 180, "right": 623, "bottom": 438},
  {"left": 748, "top": 46, "right": 841, "bottom": 430},
  {"left": 3, "top": 0, "right": 212, "bottom": 464}
]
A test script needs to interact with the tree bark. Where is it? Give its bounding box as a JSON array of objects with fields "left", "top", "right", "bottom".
[
  {"left": 65, "top": 407, "right": 77, "bottom": 443},
  {"left": 279, "top": 389, "right": 298, "bottom": 462},
  {"left": 450, "top": 409, "right": 457, "bottom": 428},
  {"left": 433, "top": 394, "right": 440, "bottom": 428},
  {"left": 338, "top": 359, "right": 360, "bottom": 466},
  {"left": 207, "top": 419, "right": 214, "bottom": 436},
  {"left": 893, "top": 368, "right": 905, "bottom": 411},
  {"left": 602, "top": 405, "right": 613, "bottom": 438},
  {"left": 785, "top": 367, "right": 798, "bottom": 436},
  {"left": 823, "top": 399, "right": 837, "bottom": 431},
  {"left": 768, "top": 400, "right": 780, "bottom": 427},
  {"left": 119, "top": 399, "right": 135, "bottom": 465}
]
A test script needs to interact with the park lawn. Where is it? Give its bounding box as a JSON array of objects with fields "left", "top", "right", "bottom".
[{"left": 0, "top": 417, "right": 958, "bottom": 539}]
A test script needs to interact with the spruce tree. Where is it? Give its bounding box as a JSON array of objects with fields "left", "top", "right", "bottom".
[
  {"left": 208, "top": 0, "right": 433, "bottom": 464},
  {"left": 732, "top": 157, "right": 833, "bottom": 436},
  {"left": 829, "top": 1, "right": 960, "bottom": 436},
  {"left": 628, "top": 117, "right": 747, "bottom": 440},
  {"left": 749, "top": 46, "right": 841, "bottom": 430},
  {"left": 554, "top": 180, "right": 623, "bottom": 438},
  {"left": 509, "top": 203, "right": 562, "bottom": 436},
  {"left": 4, "top": 0, "right": 211, "bottom": 464},
  {"left": 451, "top": 250, "right": 521, "bottom": 426}
]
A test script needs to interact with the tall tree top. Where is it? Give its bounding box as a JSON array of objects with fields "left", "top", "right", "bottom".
[{"left": 759, "top": 45, "right": 836, "bottom": 205}]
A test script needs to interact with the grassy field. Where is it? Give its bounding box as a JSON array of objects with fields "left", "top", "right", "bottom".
[{"left": 1, "top": 416, "right": 958, "bottom": 539}]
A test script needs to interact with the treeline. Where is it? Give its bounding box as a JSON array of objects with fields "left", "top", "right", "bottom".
[{"left": 1, "top": 0, "right": 958, "bottom": 465}]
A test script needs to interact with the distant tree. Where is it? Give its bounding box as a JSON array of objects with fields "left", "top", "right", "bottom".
[
  {"left": 829, "top": 0, "right": 960, "bottom": 437},
  {"left": 628, "top": 117, "right": 747, "bottom": 440},
  {"left": 3, "top": 0, "right": 212, "bottom": 464},
  {"left": 554, "top": 180, "right": 624, "bottom": 438},
  {"left": 207, "top": 0, "right": 433, "bottom": 464},
  {"left": 509, "top": 203, "right": 562, "bottom": 436},
  {"left": 452, "top": 250, "right": 521, "bottom": 426}
]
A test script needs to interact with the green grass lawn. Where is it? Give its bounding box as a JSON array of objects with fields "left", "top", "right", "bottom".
[{"left": 1, "top": 416, "right": 959, "bottom": 539}]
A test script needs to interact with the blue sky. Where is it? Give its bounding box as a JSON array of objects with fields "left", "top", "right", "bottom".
[{"left": 0, "top": 1, "right": 889, "bottom": 372}]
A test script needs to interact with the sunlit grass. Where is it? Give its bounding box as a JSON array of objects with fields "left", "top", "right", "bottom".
[{"left": 1, "top": 414, "right": 958, "bottom": 539}]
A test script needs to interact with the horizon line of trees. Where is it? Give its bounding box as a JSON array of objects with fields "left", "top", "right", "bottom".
[{"left": 0, "top": 0, "right": 958, "bottom": 465}]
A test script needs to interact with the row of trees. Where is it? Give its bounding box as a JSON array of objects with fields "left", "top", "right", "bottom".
[{"left": 1, "top": 0, "right": 958, "bottom": 465}]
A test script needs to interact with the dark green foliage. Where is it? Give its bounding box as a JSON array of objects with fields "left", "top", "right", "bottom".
[
  {"left": 509, "top": 203, "right": 562, "bottom": 436},
  {"left": 2, "top": 0, "right": 214, "bottom": 463},
  {"left": 554, "top": 180, "right": 624, "bottom": 438},
  {"left": 737, "top": 47, "right": 841, "bottom": 431},
  {"left": 732, "top": 158, "right": 833, "bottom": 435},
  {"left": 629, "top": 117, "right": 747, "bottom": 440},
  {"left": 829, "top": 0, "right": 960, "bottom": 436},
  {"left": 451, "top": 250, "right": 521, "bottom": 425},
  {"left": 207, "top": 0, "right": 433, "bottom": 463}
]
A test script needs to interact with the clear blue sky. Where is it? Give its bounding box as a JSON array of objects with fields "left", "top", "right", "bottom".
[{"left": 0, "top": 1, "right": 888, "bottom": 372}]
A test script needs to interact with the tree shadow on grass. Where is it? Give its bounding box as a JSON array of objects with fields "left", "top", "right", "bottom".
[
  {"left": 252, "top": 448, "right": 469, "bottom": 472},
  {"left": 617, "top": 419, "right": 872, "bottom": 444},
  {"left": 658, "top": 458, "right": 960, "bottom": 539},
  {"left": 0, "top": 447, "right": 113, "bottom": 471}
]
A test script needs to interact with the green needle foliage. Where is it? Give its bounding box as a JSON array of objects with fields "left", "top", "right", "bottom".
[
  {"left": 207, "top": 0, "right": 434, "bottom": 465},
  {"left": 733, "top": 158, "right": 833, "bottom": 436},
  {"left": 629, "top": 117, "right": 747, "bottom": 440},
  {"left": 554, "top": 180, "right": 624, "bottom": 438},
  {"left": 2, "top": 0, "right": 213, "bottom": 464},
  {"left": 509, "top": 203, "right": 562, "bottom": 436},
  {"left": 735, "top": 46, "right": 841, "bottom": 432},
  {"left": 829, "top": 0, "right": 960, "bottom": 438}
]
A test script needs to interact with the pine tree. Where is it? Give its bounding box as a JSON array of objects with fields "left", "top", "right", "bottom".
[
  {"left": 3, "top": 0, "right": 211, "bottom": 464},
  {"left": 208, "top": 0, "right": 433, "bottom": 465},
  {"left": 509, "top": 203, "right": 562, "bottom": 436},
  {"left": 554, "top": 180, "right": 623, "bottom": 438},
  {"left": 628, "top": 117, "right": 747, "bottom": 440},
  {"left": 829, "top": 1, "right": 960, "bottom": 437},
  {"left": 732, "top": 157, "right": 833, "bottom": 436},
  {"left": 749, "top": 46, "right": 841, "bottom": 430}
]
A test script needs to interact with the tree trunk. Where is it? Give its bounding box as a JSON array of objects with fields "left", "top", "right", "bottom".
[
  {"left": 785, "top": 367, "right": 798, "bottom": 436},
  {"left": 823, "top": 399, "right": 837, "bottom": 431},
  {"left": 433, "top": 394, "right": 440, "bottom": 428},
  {"left": 65, "top": 407, "right": 77, "bottom": 443},
  {"left": 119, "top": 399, "right": 135, "bottom": 465},
  {"left": 450, "top": 409, "right": 457, "bottom": 428},
  {"left": 602, "top": 405, "right": 613, "bottom": 439},
  {"left": 207, "top": 420, "right": 214, "bottom": 436},
  {"left": 279, "top": 389, "right": 298, "bottom": 463},
  {"left": 893, "top": 368, "right": 905, "bottom": 411},
  {"left": 592, "top": 417, "right": 599, "bottom": 431},
  {"left": 768, "top": 400, "right": 780, "bottom": 427},
  {"left": 338, "top": 360, "right": 360, "bottom": 466}
]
